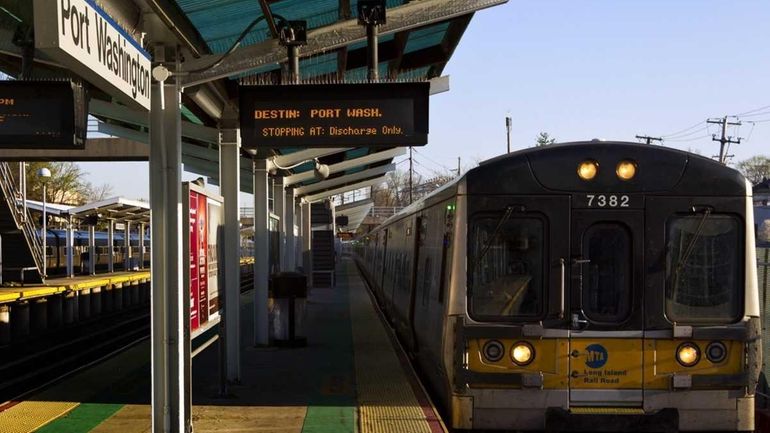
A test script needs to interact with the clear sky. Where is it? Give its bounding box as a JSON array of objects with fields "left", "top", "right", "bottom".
[{"left": 80, "top": 0, "right": 770, "bottom": 200}]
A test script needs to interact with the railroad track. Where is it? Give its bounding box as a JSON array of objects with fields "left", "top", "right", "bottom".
[{"left": 0, "top": 270, "right": 255, "bottom": 403}]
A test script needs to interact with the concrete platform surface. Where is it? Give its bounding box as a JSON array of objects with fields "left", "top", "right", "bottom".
[{"left": 0, "top": 258, "right": 444, "bottom": 433}]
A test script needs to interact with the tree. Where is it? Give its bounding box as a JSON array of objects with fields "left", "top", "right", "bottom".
[
  {"left": 736, "top": 156, "right": 770, "bottom": 185},
  {"left": 536, "top": 132, "right": 557, "bottom": 147},
  {"left": 9, "top": 162, "right": 111, "bottom": 205}
]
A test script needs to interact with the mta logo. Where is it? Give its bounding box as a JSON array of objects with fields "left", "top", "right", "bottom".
[{"left": 585, "top": 344, "right": 608, "bottom": 369}]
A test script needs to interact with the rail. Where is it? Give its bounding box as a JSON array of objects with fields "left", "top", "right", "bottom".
[
  {"left": 367, "top": 206, "right": 403, "bottom": 219},
  {"left": 0, "top": 162, "right": 44, "bottom": 278}
]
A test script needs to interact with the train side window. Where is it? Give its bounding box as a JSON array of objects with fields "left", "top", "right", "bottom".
[
  {"left": 438, "top": 234, "right": 449, "bottom": 304},
  {"left": 665, "top": 214, "right": 742, "bottom": 324},
  {"left": 468, "top": 215, "right": 545, "bottom": 320}
]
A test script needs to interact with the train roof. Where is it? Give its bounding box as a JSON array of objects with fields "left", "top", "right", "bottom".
[{"left": 467, "top": 140, "right": 748, "bottom": 196}]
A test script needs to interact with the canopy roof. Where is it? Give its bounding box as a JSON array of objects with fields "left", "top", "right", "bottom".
[{"left": 0, "top": 0, "right": 506, "bottom": 202}]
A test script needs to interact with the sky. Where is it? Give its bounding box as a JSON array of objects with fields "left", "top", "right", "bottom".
[{"left": 80, "top": 0, "right": 770, "bottom": 200}]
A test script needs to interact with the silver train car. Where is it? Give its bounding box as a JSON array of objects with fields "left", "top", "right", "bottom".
[{"left": 353, "top": 141, "right": 761, "bottom": 432}]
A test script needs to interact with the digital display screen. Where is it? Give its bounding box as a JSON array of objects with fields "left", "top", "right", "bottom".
[
  {"left": 239, "top": 83, "right": 429, "bottom": 148},
  {"left": 0, "top": 81, "right": 85, "bottom": 149}
]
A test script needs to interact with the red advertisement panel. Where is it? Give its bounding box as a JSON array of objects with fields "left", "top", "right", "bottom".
[
  {"left": 197, "top": 195, "right": 209, "bottom": 325},
  {"left": 189, "top": 191, "right": 200, "bottom": 331}
]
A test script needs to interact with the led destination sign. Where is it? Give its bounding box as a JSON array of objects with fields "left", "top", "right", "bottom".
[
  {"left": 239, "top": 83, "right": 429, "bottom": 148},
  {"left": 0, "top": 81, "right": 86, "bottom": 149}
]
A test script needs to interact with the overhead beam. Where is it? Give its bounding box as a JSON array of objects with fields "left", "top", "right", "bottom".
[
  {"left": 336, "top": 198, "right": 374, "bottom": 212},
  {"left": 304, "top": 176, "right": 386, "bottom": 203},
  {"left": 284, "top": 147, "right": 405, "bottom": 186},
  {"left": 90, "top": 99, "right": 219, "bottom": 143},
  {"left": 182, "top": 0, "right": 509, "bottom": 86},
  {"left": 295, "top": 163, "right": 395, "bottom": 196},
  {"left": 271, "top": 148, "right": 353, "bottom": 169},
  {"left": 0, "top": 137, "right": 149, "bottom": 161}
]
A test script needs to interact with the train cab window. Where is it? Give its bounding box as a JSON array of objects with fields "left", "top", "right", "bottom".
[
  {"left": 581, "top": 223, "right": 632, "bottom": 323},
  {"left": 469, "top": 216, "right": 544, "bottom": 320},
  {"left": 666, "top": 215, "right": 742, "bottom": 323}
]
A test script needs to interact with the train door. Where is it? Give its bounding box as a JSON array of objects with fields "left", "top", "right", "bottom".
[{"left": 568, "top": 209, "right": 644, "bottom": 407}]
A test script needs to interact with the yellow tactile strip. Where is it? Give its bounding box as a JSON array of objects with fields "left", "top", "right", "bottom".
[
  {"left": 345, "top": 262, "right": 433, "bottom": 433},
  {"left": 0, "top": 272, "right": 151, "bottom": 305},
  {"left": 0, "top": 401, "right": 79, "bottom": 433}
]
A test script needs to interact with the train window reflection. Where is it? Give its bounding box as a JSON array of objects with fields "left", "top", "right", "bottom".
[
  {"left": 469, "top": 216, "right": 544, "bottom": 319},
  {"left": 581, "top": 223, "right": 632, "bottom": 323},
  {"left": 666, "top": 215, "right": 741, "bottom": 323}
]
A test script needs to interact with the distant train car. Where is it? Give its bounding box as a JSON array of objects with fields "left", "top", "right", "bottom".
[
  {"left": 354, "top": 141, "right": 760, "bottom": 432},
  {"left": 43, "top": 229, "right": 150, "bottom": 275}
]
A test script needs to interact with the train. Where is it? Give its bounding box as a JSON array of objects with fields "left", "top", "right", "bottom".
[
  {"left": 41, "top": 229, "right": 151, "bottom": 275},
  {"left": 353, "top": 140, "right": 761, "bottom": 432}
]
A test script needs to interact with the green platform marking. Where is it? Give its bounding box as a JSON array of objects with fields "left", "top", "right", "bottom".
[
  {"left": 34, "top": 403, "right": 123, "bottom": 433},
  {"left": 301, "top": 406, "right": 356, "bottom": 433}
]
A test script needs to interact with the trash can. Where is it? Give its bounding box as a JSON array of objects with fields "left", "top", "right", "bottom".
[{"left": 268, "top": 272, "right": 307, "bottom": 347}]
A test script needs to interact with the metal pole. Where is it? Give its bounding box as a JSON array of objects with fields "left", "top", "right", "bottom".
[
  {"left": 66, "top": 217, "right": 73, "bottom": 278},
  {"left": 108, "top": 220, "right": 114, "bottom": 273},
  {"left": 253, "top": 159, "right": 270, "bottom": 346},
  {"left": 88, "top": 224, "right": 96, "bottom": 275},
  {"left": 506, "top": 116, "right": 512, "bottom": 154},
  {"left": 149, "top": 44, "right": 187, "bottom": 433},
  {"left": 288, "top": 45, "right": 300, "bottom": 84},
  {"left": 219, "top": 128, "right": 241, "bottom": 381},
  {"left": 409, "top": 147, "right": 413, "bottom": 204},
  {"left": 42, "top": 183, "right": 46, "bottom": 277},
  {"left": 367, "top": 23, "right": 378, "bottom": 81},
  {"left": 285, "top": 188, "right": 296, "bottom": 271},
  {"left": 273, "top": 177, "right": 286, "bottom": 271},
  {"left": 21, "top": 162, "right": 26, "bottom": 222}
]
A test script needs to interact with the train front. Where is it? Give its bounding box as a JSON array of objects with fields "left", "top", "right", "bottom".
[{"left": 451, "top": 141, "right": 760, "bottom": 432}]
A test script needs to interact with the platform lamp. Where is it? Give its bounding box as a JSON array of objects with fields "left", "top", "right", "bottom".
[{"left": 37, "top": 167, "right": 51, "bottom": 277}]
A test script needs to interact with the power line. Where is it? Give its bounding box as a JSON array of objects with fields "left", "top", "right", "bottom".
[
  {"left": 735, "top": 104, "right": 770, "bottom": 117},
  {"left": 665, "top": 134, "right": 711, "bottom": 143},
  {"left": 660, "top": 121, "right": 705, "bottom": 138}
]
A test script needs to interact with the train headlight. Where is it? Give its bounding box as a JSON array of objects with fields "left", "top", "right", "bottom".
[
  {"left": 676, "top": 342, "right": 700, "bottom": 367},
  {"left": 577, "top": 160, "right": 599, "bottom": 180},
  {"left": 706, "top": 341, "right": 727, "bottom": 363},
  {"left": 616, "top": 160, "right": 637, "bottom": 181},
  {"left": 482, "top": 340, "right": 505, "bottom": 362},
  {"left": 511, "top": 341, "right": 535, "bottom": 366}
]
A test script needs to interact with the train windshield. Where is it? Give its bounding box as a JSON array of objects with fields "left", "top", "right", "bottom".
[
  {"left": 666, "top": 214, "right": 742, "bottom": 323},
  {"left": 581, "top": 223, "right": 632, "bottom": 322},
  {"left": 468, "top": 215, "right": 544, "bottom": 320}
]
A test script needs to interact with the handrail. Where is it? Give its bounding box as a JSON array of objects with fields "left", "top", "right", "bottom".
[{"left": 0, "top": 162, "right": 44, "bottom": 278}]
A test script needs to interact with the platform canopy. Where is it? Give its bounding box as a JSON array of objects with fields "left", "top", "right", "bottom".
[
  {"left": 0, "top": 0, "right": 506, "bottom": 201},
  {"left": 68, "top": 197, "right": 151, "bottom": 224}
]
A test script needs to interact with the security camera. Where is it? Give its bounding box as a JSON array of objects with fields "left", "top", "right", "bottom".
[{"left": 314, "top": 160, "right": 330, "bottom": 180}]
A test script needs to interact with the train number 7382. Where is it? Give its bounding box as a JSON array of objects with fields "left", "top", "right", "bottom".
[{"left": 586, "top": 194, "right": 630, "bottom": 208}]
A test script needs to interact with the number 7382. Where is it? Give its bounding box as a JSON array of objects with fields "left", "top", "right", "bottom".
[{"left": 586, "top": 194, "right": 630, "bottom": 208}]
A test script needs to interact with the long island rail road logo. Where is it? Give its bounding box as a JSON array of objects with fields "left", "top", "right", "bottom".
[{"left": 585, "top": 344, "right": 608, "bottom": 369}]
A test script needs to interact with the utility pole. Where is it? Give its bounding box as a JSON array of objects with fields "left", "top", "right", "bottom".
[
  {"left": 707, "top": 116, "right": 742, "bottom": 164},
  {"left": 409, "top": 147, "right": 413, "bottom": 205},
  {"left": 457, "top": 157, "right": 461, "bottom": 177},
  {"left": 505, "top": 115, "right": 512, "bottom": 153},
  {"left": 635, "top": 135, "right": 662, "bottom": 145}
]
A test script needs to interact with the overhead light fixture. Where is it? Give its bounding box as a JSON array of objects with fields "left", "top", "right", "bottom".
[
  {"left": 186, "top": 85, "right": 224, "bottom": 120},
  {"left": 358, "top": 0, "right": 387, "bottom": 25}
]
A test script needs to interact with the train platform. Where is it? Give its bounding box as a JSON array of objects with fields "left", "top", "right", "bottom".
[
  {"left": 0, "top": 258, "right": 445, "bottom": 433},
  {"left": 0, "top": 272, "right": 152, "bottom": 305}
]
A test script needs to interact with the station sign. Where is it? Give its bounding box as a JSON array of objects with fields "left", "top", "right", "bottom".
[
  {"left": 0, "top": 81, "right": 86, "bottom": 149},
  {"left": 34, "top": 0, "right": 151, "bottom": 110},
  {"left": 239, "top": 82, "right": 429, "bottom": 148}
]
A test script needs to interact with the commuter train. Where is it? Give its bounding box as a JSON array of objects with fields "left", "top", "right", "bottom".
[
  {"left": 42, "top": 229, "right": 150, "bottom": 275},
  {"left": 353, "top": 141, "right": 761, "bottom": 432}
]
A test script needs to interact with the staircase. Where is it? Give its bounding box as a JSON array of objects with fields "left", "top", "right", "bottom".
[{"left": 0, "top": 162, "right": 44, "bottom": 285}]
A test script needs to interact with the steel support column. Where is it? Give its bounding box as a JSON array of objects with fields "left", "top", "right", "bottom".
[
  {"left": 272, "top": 177, "right": 285, "bottom": 271},
  {"left": 219, "top": 128, "right": 241, "bottom": 380},
  {"left": 253, "top": 159, "right": 270, "bottom": 346},
  {"left": 149, "top": 45, "right": 187, "bottom": 433},
  {"left": 124, "top": 221, "right": 131, "bottom": 270},
  {"left": 284, "top": 188, "right": 296, "bottom": 271},
  {"left": 139, "top": 223, "right": 146, "bottom": 269},
  {"left": 301, "top": 201, "right": 311, "bottom": 282},
  {"left": 107, "top": 220, "right": 114, "bottom": 273},
  {"left": 295, "top": 200, "right": 302, "bottom": 270},
  {"left": 88, "top": 225, "right": 96, "bottom": 275},
  {"left": 66, "top": 217, "right": 74, "bottom": 277}
]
